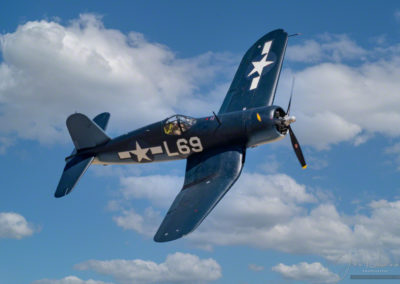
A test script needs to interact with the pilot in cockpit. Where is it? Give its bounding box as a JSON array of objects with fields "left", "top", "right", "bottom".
[{"left": 164, "top": 120, "right": 181, "bottom": 135}]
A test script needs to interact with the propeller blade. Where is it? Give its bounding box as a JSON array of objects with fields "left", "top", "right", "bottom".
[
  {"left": 286, "top": 77, "right": 295, "bottom": 115},
  {"left": 288, "top": 125, "right": 307, "bottom": 169}
]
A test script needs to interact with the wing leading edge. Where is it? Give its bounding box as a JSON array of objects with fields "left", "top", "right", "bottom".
[
  {"left": 218, "top": 29, "right": 288, "bottom": 114},
  {"left": 154, "top": 146, "right": 245, "bottom": 242}
]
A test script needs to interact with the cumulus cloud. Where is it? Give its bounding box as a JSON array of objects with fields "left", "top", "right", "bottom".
[
  {"left": 278, "top": 31, "right": 400, "bottom": 149},
  {"left": 286, "top": 34, "right": 366, "bottom": 63},
  {"left": 0, "top": 212, "right": 35, "bottom": 239},
  {"left": 112, "top": 173, "right": 316, "bottom": 238},
  {"left": 272, "top": 262, "right": 340, "bottom": 283},
  {"left": 111, "top": 172, "right": 400, "bottom": 265},
  {"left": 192, "top": 188, "right": 400, "bottom": 265},
  {"left": 119, "top": 175, "right": 182, "bottom": 207},
  {"left": 278, "top": 54, "right": 400, "bottom": 149},
  {"left": 295, "top": 111, "right": 361, "bottom": 150},
  {"left": 385, "top": 142, "right": 400, "bottom": 170},
  {"left": 2, "top": 15, "right": 400, "bottom": 151},
  {"left": 112, "top": 207, "right": 160, "bottom": 237},
  {"left": 0, "top": 14, "right": 233, "bottom": 144},
  {"left": 32, "top": 276, "right": 112, "bottom": 284},
  {"left": 75, "top": 252, "right": 222, "bottom": 284},
  {"left": 189, "top": 185, "right": 400, "bottom": 265}
]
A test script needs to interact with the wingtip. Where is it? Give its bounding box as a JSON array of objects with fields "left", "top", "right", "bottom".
[
  {"left": 302, "top": 164, "right": 307, "bottom": 169},
  {"left": 153, "top": 236, "right": 167, "bottom": 243},
  {"left": 153, "top": 234, "right": 181, "bottom": 243},
  {"left": 54, "top": 187, "right": 69, "bottom": 198},
  {"left": 54, "top": 191, "right": 65, "bottom": 198},
  {"left": 153, "top": 230, "right": 184, "bottom": 243}
]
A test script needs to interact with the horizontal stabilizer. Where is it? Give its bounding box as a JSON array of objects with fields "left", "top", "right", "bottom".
[
  {"left": 55, "top": 155, "right": 94, "bottom": 198},
  {"left": 67, "top": 113, "right": 110, "bottom": 150}
]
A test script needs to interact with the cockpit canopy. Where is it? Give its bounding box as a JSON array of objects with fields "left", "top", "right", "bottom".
[{"left": 163, "top": 115, "right": 196, "bottom": 135}]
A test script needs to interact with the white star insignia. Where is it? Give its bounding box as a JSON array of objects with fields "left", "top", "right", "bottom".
[
  {"left": 248, "top": 40, "right": 274, "bottom": 90},
  {"left": 131, "top": 141, "right": 151, "bottom": 162},
  {"left": 248, "top": 54, "right": 274, "bottom": 77}
]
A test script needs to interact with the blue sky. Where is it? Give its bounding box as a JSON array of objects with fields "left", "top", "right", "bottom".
[{"left": 2, "top": 1, "right": 400, "bottom": 283}]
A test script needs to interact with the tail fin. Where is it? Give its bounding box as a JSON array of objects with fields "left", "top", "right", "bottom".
[
  {"left": 67, "top": 113, "right": 111, "bottom": 150},
  {"left": 55, "top": 112, "right": 110, "bottom": 198}
]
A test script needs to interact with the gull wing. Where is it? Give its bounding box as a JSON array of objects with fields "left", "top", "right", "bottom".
[
  {"left": 154, "top": 146, "right": 245, "bottom": 242},
  {"left": 218, "top": 29, "right": 288, "bottom": 114}
]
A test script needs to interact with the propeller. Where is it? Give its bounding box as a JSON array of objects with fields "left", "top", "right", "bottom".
[
  {"left": 281, "top": 77, "right": 307, "bottom": 169},
  {"left": 287, "top": 77, "right": 295, "bottom": 115},
  {"left": 288, "top": 125, "right": 307, "bottom": 169}
]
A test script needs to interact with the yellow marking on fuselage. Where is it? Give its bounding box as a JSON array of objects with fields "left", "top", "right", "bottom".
[{"left": 256, "top": 113, "right": 262, "bottom": 122}]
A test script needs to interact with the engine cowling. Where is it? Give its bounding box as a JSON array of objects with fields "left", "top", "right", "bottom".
[{"left": 245, "top": 106, "right": 287, "bottom": 148}]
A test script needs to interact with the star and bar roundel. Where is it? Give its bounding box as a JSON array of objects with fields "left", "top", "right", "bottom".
[
  {"left": 118, "top": 137, "right": 204, "bottom": 162},
  {"left": 118, "top": 141, "right": 162, "bottom": 162},
  {"left": 247, "top": 40, "right": 276, "bottom": 90}
]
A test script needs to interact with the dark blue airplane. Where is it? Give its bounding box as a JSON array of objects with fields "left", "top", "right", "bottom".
[{"left": 55, "top": 29, "right": 306, "bottom": 242}]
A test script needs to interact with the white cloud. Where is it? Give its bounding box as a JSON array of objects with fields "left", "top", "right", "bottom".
[
  {"left": 0, "top": 14, "right": 232, "bottom": 144},
  {"left": 287, "top": 39, "right": 323, "bottom": 63},
  {"left": 190, "top": 203, "right": 354, "bottom": 261},
  {"left": 0, "top": 136, "right": 13, "bottom": 153},
  {"left": 75, "top": 252, "right": 222, "bottom": 284},
  {"left": 287, "top": 34, "right": 366, "bottom": 63},
  {"left": 120, "top": 175, "right": 181, "bottom": 207},
  {"left": 278, "top": 54, "right": 400, "bottom": 149},
  {"left": 385, "top": 142, "right": 400, "bottom": 155},
  {"left": 208, "top": 173, "right": 316, "bottom": 226},
  {"left": 296, "top": 111, "right": 361, "bottom": 150},
  {"left": 272, "top": 262, "right": 340, "bottom": 283},
  {"left": 280, "top": 32, "right": 400, "bottom": 149},
  {"left": 2, "top": 15, "right": 400, "bottom": 151},
  {"left": 260, "top": 155, "right": 280, "bottom": 173},
  {"left": 112, "top": 207, "right": 160, "bottom": 237},
  {"left": 384, "top": 142, "right": 400, "bottom": 170},
  {"left": 190, "top": 185, "right": 400, "bottom": 265},
  {"left": 32, "top": 276, "right": 112, "bottom": 284},
  {"left": 248, "top": 264, "right": 264, "bottom": 272},
  {"left": 112, "top": 173, "right": 316, "bottom": 237},
  {"left": 111, "top": 172, "right": 400, "bottom": 265},
  {"left": 111, "top": 174, "right": 183, "bottom": 237},
  {"left": 0, "top": 212, "right": 35, "bottom": 239}
]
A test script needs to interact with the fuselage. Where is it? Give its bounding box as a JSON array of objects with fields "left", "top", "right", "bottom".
[{"left": 87, "top": 105, "right": 287, "bottom": 165}]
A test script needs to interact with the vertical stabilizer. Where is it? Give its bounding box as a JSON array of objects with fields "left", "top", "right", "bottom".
[
  {"left": 67, "top": 113, "right": 110, "bottom": 150},
  {"left": 54, "top": 112, "right": 110, "bottom": 198}
]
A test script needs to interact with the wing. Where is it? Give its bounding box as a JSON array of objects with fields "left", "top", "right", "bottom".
[
  {"left": 154, "top": 146, "right": 245, "bottom": 242},
  {"left": 218, "top": 29, "right": 288, "bottom": 114}
]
